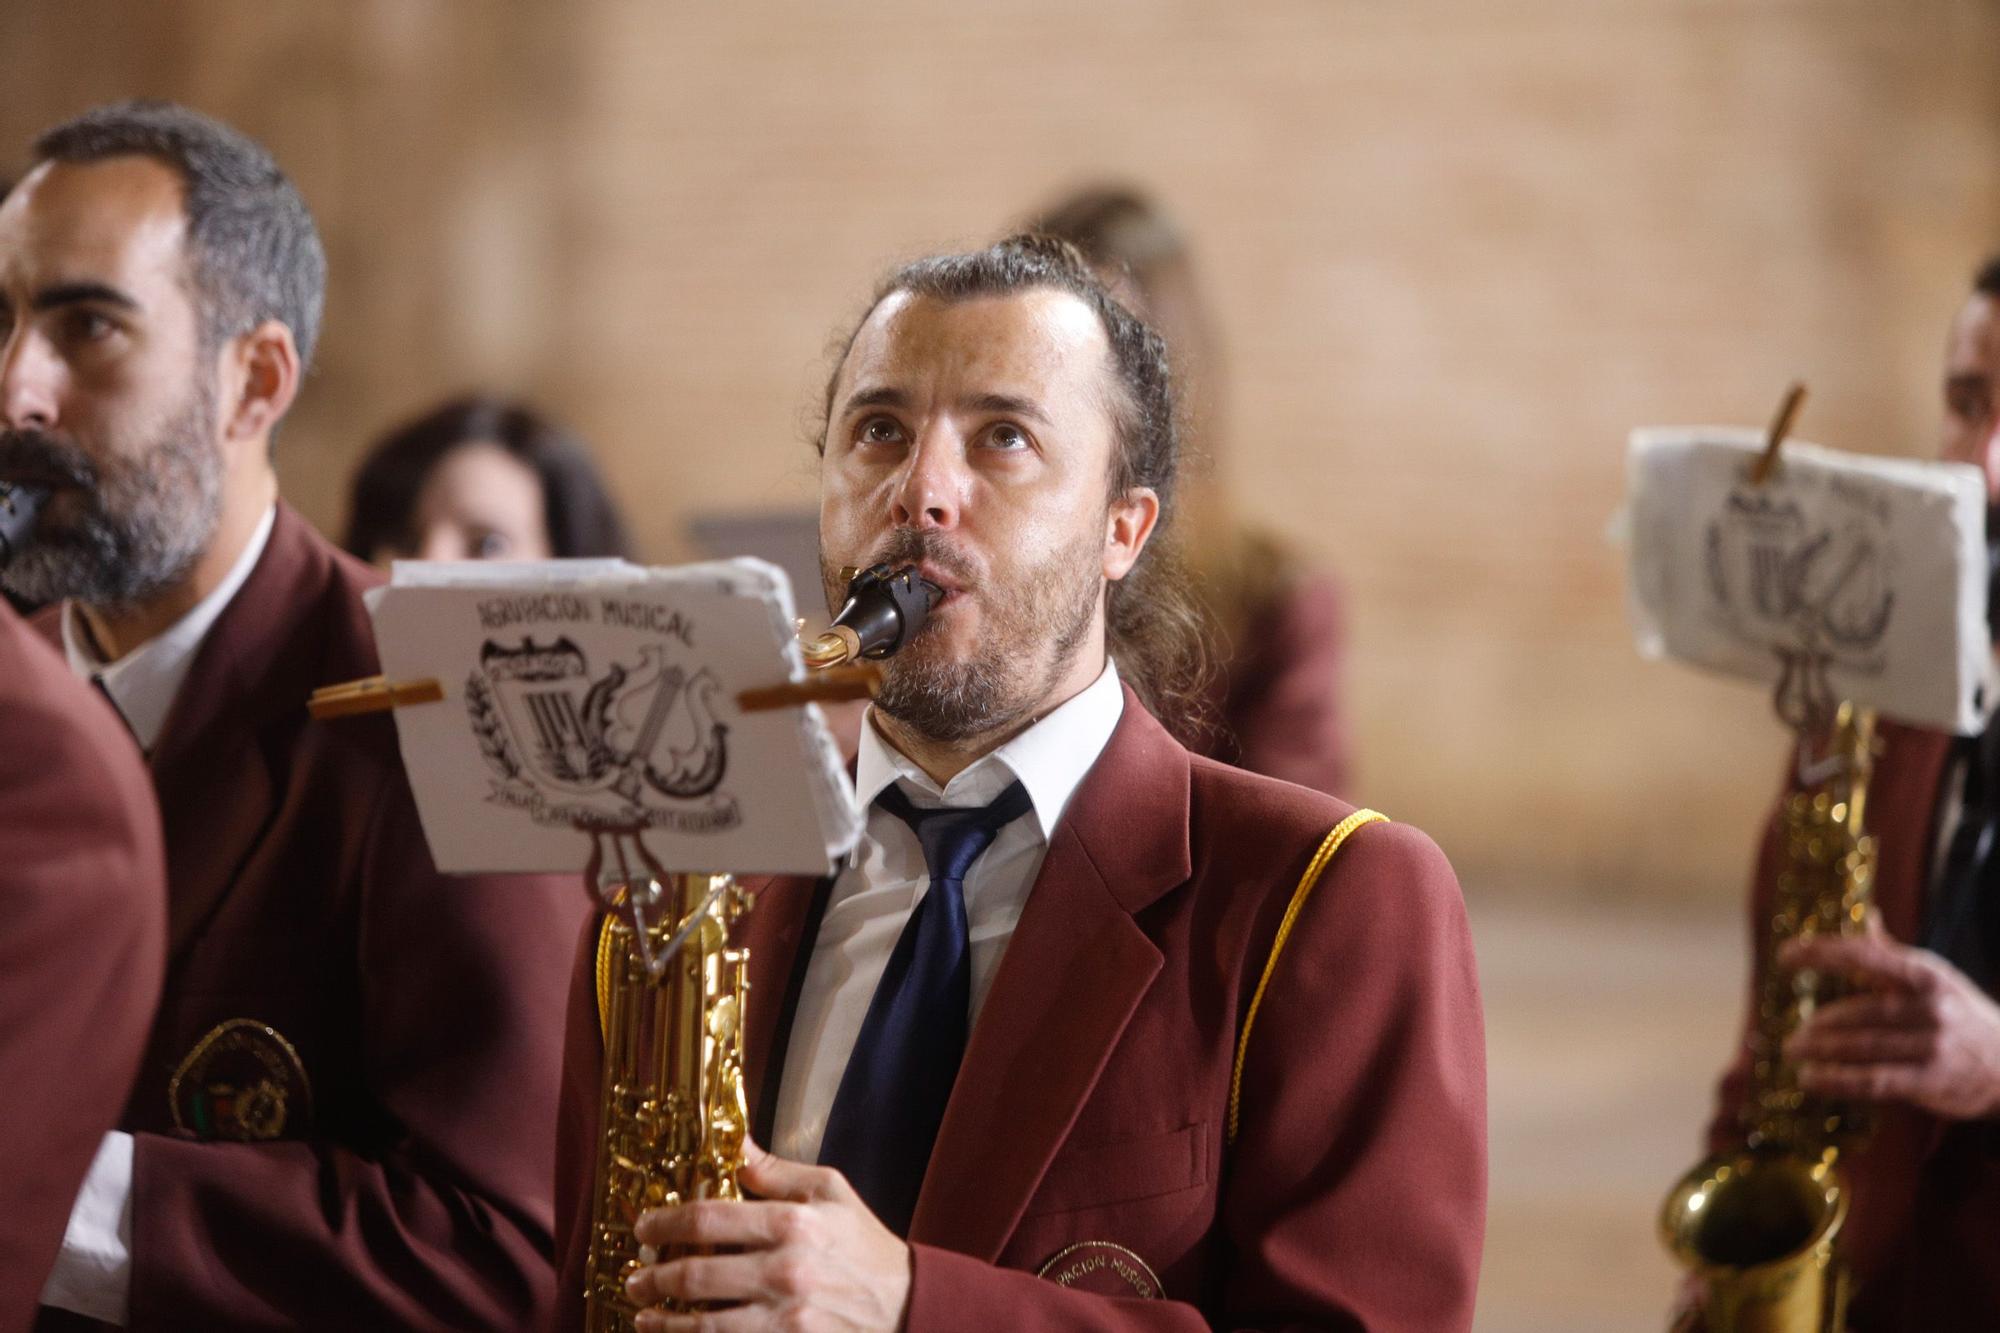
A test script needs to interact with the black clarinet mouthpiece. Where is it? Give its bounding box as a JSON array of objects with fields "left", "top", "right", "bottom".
[{"left": 0, "top": 482, "right": 47, "bottom": 570}]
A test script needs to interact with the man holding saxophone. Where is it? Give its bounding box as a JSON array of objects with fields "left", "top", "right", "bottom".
[
  {"left": 554, "top": 235, "right": 1487, "bottom": 1331},
  {"left": 1693, "top": 257, "right": 2000, "bottom": 1330}
]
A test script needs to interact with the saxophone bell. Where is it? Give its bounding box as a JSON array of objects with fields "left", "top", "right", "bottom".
[{"left": 1660, "top": 700, "right": 1875, "bottom": 1333}]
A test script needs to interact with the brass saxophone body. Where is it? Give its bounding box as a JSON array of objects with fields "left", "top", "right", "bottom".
[
  {"left": 584, "top": 873, "right": 751, "bottom": 1330},
  {"left": 583, "top": 562, "right": 939, "bottom": 1331},
  {"left": 1661, "top": 699, "right": 1878, "bottom": 1333}
]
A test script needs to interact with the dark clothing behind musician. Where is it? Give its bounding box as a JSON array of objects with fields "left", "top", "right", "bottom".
[{"left": 1191, "top": 526, "right": 1349, "bottom": 797}]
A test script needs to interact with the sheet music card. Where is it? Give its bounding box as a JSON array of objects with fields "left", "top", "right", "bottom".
[
  {"left": 366, "top": 557, "right": 863, "bottom": 875},
  {"left": 1626, "top": 428, "right": 1991, "bottom": 735}
]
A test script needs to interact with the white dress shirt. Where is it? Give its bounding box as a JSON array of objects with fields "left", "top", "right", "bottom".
[
  {"left": 771, "top": 660, "right": 1124, "bottom": 1167},
  {"left": 59, "top": 504, "right": 276, "bottom": 753},
  {"left": 40, "top": 505, "right": 274, "bottom": 1325}
]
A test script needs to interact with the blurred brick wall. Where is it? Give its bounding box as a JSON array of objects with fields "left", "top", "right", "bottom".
[{"left": 6, "top": 0, "right": 1997, "bottom": 901}]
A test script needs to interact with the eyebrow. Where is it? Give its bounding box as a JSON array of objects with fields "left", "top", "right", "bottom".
[
  {"left": 840, "top": 386, "right": 910, "bottom": 416},
  {"left": 30, "top": 281, "right": 141, "bottom": 314},
  {"left": 839, "top": 385, "right": 1053, "bottom": 426},
  {"left": 963, "top": 392, "right": 1052, "bottom": 426}
]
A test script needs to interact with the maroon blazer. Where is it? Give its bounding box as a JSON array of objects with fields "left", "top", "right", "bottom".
[
  {"left": 1197, "top": 575, "right": 1350, "bottom": 799},
  {"left": 1708, "top": 719, "right": 2000, "bottom": 1329},
  {"left": 32, "top": 505, "right": 588, "bottom": 1331},
  {"left": 0, "top": 606, "right": 165, "bottom": 1333},
  {"left": 555, "top": 688, "right": 1486, "bottom": 1330}
]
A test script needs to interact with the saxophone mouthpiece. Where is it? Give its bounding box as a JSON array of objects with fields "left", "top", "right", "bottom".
[
  {"left": 801, "top": 563, "right": 942, "bottom": 669},
  {"left": 0, "top": 481, "right": 48, "bottom": 570}
]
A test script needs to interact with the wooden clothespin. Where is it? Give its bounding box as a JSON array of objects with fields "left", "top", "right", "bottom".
[
  {"left": 1749, "top": 381, "right": 1808, "bottom": 487},
  {"left": 736, "top": 663, "right": 882, "bottom": 713},
  {"left": 307, "top": 675, "right": 445, "bottom": 720}
]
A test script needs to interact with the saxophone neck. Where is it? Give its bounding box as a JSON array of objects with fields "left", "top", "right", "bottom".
[{"left": 802, "top": 625, "right": 862, "bottom": 670}]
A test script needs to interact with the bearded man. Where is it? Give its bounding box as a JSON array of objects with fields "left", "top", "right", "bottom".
[
  {"left": 0, "top": 101, "right": 584, "bottom": 1329},
  {"left": 553, "top": 236, "right": 1486, "bottom": 1332}
]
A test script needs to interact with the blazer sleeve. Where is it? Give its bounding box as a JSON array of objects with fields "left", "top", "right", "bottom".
[
  {"left": 125, "top": 773, "right": 587, "bottom": 1331},
  {"left": 904, "top": 819, "right": 1487, "bottom": 1332},
  {"left": 0, "top": 670, "right": 165, "bottom": 1331}
]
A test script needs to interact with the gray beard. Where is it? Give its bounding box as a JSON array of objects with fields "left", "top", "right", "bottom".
[{"left": 0, "top": 379, "right": 223, "bottom": 611}]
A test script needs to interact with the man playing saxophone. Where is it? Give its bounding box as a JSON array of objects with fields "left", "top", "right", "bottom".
[
  {"left": 1691, "top": 256, "right": 2000, "bottom": 1330},
  {"left": 554, "top": 234, "right": 1487, "bottom": 1331}
]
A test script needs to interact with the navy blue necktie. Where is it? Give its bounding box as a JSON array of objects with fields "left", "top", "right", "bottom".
[
  {"left": 1925, "top": 724, "right": 2000, "bottom": 991},
  {"left": 817, "top": 778, "right": 1033, "bottom": 1236}
]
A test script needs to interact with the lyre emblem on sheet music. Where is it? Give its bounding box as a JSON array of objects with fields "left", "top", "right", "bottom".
[
  {"left": 1703, "top": 484, "right": 1895, "bottom": 669},
  {"left": 466, "top": 635, "right": 739, "bottom": 833}
]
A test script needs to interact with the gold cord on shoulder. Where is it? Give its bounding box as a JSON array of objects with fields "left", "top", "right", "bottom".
[{"left": 1227, "top": 809, "right": 1388, "bottom": 1145}]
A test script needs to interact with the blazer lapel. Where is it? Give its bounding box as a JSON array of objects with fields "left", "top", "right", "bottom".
[
  {"left": 738, "top": 873, "right": 826, "bottom": 1122},
  {"left": 908, "top": 691, "right": 1193, "bottom": 1259},
  {"left": 138, "top": 505, "right": 324, "bottom": 961}
]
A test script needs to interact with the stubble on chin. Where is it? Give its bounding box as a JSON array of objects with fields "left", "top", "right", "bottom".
[{"left": 870, "top": 532, "right": 1102, "bottom": 745}]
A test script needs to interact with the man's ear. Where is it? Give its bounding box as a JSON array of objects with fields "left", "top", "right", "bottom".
[
  {"left": 1103, "top": 486, "right": 1160, "bottom": 582},
  {"left": 220, "top": 319, "right": 301, "bottom": 448}
]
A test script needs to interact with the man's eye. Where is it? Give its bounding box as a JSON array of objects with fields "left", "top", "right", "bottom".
[
  {"left": 985, "top": 423, "right": 1030, "bottom": 451},
  {"left": 63, "top": 309, "right": 116, "bottom": 343},
  {"left": 473, "top": 531, "right": 513, "bottom": 559},
  {"left": 857, "top": 417, "right": 905, "bottom": 446}
]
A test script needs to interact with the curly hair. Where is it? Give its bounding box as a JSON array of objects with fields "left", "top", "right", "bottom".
[{"left": 816, "top": 233, "right": 1212, "bottom": 738}]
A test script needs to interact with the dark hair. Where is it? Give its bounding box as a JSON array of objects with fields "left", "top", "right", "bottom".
[
  {"left": 34, "top": 100, "right": 326, "bottom": 370},
  {"left": 1977, "top": 254, "right": 2000, "bottom": 300},
  {"left": 817, "top": 233, "right": 1210, "bottom": 737},
  {"left": 342, "top": 395, "right": 633, "bottom": 561},
  {"left": 1030, "top": 184, "right": 1189, "bottom": 309}
]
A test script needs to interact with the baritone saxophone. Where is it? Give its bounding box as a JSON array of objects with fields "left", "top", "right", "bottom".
[
  {"left": 1660, "top": 690, "right": 1877, "bottom": 1333},
  {"left": 582, "top": 564, "right": 942, "bottom": 1332}
]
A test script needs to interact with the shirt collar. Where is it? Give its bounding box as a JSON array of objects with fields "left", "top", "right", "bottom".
[
  {"left": 854, "top": 658, "right": 1124, "bottom": 842},
  {"left": 62, "top": 504, "right": 277, "bottom": 751}
]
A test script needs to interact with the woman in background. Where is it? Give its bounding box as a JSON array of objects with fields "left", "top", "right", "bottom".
[
  {"left": 343, "top": 394, "right": 634, "bottom": 564},
  {"left": 1031, "top": 185, "right": 1352, "bottom": 796}
]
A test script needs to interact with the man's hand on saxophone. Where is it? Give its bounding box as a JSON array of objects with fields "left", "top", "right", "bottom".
[
  {"left": 621, "top": 1137, "right": 911, "bottom": 1333},
  {"left": 1782, "top": 916, "right": 2000, "bottom": 1122}
]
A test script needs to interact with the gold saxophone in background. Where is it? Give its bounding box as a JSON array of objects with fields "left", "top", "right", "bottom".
[
  {"left": 583, "top": 564, "right": 941, "bottom": 1332},
  {"left": 1661, "top": 688, "right": 1878, "bottom": 1333}
]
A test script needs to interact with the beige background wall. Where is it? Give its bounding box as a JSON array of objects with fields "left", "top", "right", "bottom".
[{"left": 7, "top": 0, "right": 1999, "bottom": 903}]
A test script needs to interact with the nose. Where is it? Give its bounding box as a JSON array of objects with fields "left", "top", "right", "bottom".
[
  {"left": 888, "top": 428, "right": 964, "bottom": 531},
  {"left": 414, "top": 527, "right": 468, "bottom": 562},
  {"left": 0, "top": 328, "right": 60, "bottom": 433}
]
